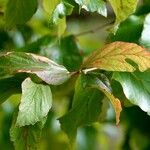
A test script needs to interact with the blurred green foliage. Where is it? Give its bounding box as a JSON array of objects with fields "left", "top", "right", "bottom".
[{"left": 1, "top": 0, "right": 150, "bottom": 150}]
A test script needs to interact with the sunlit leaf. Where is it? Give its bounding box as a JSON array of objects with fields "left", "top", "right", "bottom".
[
  {"left": 113, "top": 71, "right": 150, "bottom": 115},
  {"left": 57, "top": 17, "right": 67, "bottom": 37},
  {"left": 49, "top": 1, "right": 73, "bottom": 36},
  {"left": 5, "top": 0, "right": 38, "bottom": 27},
  {"left": 43, "top": 0, "right": 60, "bottom": 16},
  {"left": 109, "top": 0, "right": 138, "bottom": 30},
  {"left": 16, "top": 78, "right": 52, "bottom": 126},
  {"left": 0, "top": 52, "right": 70, "bottom": 85},
  {"left": 50, "top": 1, "right": 73, "bottom": 24},
  {"left": 75, "top": 0, "right": 107, "bottom": 17},
  {"left": 140, "top": 13, "right": 150, "bottom": 49},
  {"left": 82, "top": 41, "right": 150, "bottom": 72}
]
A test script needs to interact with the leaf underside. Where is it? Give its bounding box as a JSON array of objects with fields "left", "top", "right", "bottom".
[{"left": 0, "top": 52, "right": 70, "bottom": 85}]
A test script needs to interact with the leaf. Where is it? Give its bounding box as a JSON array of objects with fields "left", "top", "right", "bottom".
[
  {"left": 10, "top": 110, "right": 46, "bottom": 150},
  {"left": 140, "top": 13, "right": 150, "bottom": 49},
  {"left": 50, "top": 1, "right": 73, "bottom": 25},
  {"left": 0, "top": 75, "right": 25, "bottom": 104},
  {"left": 81, "top": 73, "right": 122, "bottom": 124},
  {"left": 5, "top": 0, "right": 38, "bottom": 28},
  {"left": 113, "top": 71, "right": 150, "bottom": 115},
  {"left": 50, "top": 1, "right": 73, "bottom": 36},
  {"left": 43, "top": 0, "right": 60, "bottom": 16},
  {"left": 0, "top": 52, "right": 70, "bottom": 85},
  {"left": 82, "top": 41, "right": 150, "bottom": 72},
  {"left": 16, "top": 77, "right": 52, "bottom": 126},
  {"left": 87, "top": 74, "right": 122, "bottom": 125},
  {"left": 75, "top": 0, "right": 107, "bottom": 17},
  {"left": 50, "top": 1, "right": 74, "bottom": 37},
  {"left": 59, "top": 74, "right": 104, "bottom": 141},
  {"left": 107, "top": 15, "right": 144, "bottom": 43},
  {"left": 57, "top": 17, "right": 66, "bottom": 37},
  {"left": 60, "top": 35, "right": 83, "bottom": 71},
  {"left": 109, "top": 0, "right": 138, "bottom": 30},
  {"left": 17, "top": 35, "right": 57, "bottom": 53},
  {"left": 135, "top": 0, "right": 150, "bottom": 15}
]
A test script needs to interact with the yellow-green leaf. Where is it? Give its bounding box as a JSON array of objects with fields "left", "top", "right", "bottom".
[
  {"left": 42, "top": 0, "right": 60, "bottom": 16},
  {"left": 109, "top": 0, "right": 138, "bottom": 30},
  {"left": 49, "top": 1, "right": 73, "bottom": 37},
  {"left": 82, "top": 41, "right": 150, "bottom": 72}
]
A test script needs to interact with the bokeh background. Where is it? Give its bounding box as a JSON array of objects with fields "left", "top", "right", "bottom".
[{"left": 1, "top": 0, "right": 150, "bottom": 149}]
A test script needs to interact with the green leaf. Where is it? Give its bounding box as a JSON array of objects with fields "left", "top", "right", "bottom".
[
  {"left": 17, "top": 35, "right": 57, "bottom": 53},
  {"left": 43, "top": 0, "right": 60, "bottom": 16},
  {"left": 59, "top": 74, "right": 104, "bottom": 141},
  {"left": 82, "top": 41, "right": 150, "bottom": 72},
  {"left": 140, "top": 13, "right": 150, "bottom": 49},
  {"left": 0, "top": 52, "right": 70, "bottom": 85},
  {"left": 109, "top": 0, "right": 138, "bottom": 30},
  {"left": 16, "top": 78, "right": 52, "bottom": 126},
  {"left": 107, "top": 15, "right": 144, "bottom": 43},
  {"left": 10, "top": 110, "right": 46, "bottom": 150},
  {"left": 75, "top": 0, "right": 107, "bottom": 17},
  {"left": 57, "top": 17, "right": 67, "bottom": 37},
  {"left": 135, "top": 0, "right": 150, "bottom": 15},
  {"left": 60, "top": 35, "right": 83, "bottom": 71},
  {"left": 113, "top": 71, "right": 150, "bottom": 115},
  {"left": 5, "top": 0, "right": 38, "bottom": 28},
  {"left": 50, "top": 1, "right": 73, "bottom": 25},
  {"left": 49, "top": 1, "right": 73, "bottom": 36},
  {"left": 86, "top": 74, "right": 122, "bottom": 125},
  {"left": 0, "top": 75, "right": 25, "bottom": 104}
]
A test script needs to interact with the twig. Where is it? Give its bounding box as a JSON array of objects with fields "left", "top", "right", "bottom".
[{"left": 75, "top": 20, "right": 115, "bottom": 37}]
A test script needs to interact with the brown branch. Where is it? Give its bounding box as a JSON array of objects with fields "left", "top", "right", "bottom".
[{"left": 75, "top": 20, "right": 115, "bottom": 37}]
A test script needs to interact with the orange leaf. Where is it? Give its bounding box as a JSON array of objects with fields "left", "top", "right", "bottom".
[{"left": 82, "top": 42, "right": 150, "bottom": 72}]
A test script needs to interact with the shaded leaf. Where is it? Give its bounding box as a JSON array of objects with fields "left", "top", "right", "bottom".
[
  {"left": 16, "top": 78, "right": 52, "bottom": 126},
  {"left": 60, "top": 35, "right": 83, "bottom": 71},
  {"left": 75, "top": 0, "right": 107, "bottom": 17},
  {"left": 0, "top": 52, "right": 70, "bottom": 85},
  {"left": 59, "top": 74, "right": 104, "bottom": 141},
  {"left": 10, "top": 110, "right": 46, "bottom": 150},
  {"left": 82, "top": 41, "right": 150, "bottom": 72},
  {"left": 109, "top": 0, "right": 138, "bottom": 30},
  {"left": 135, "top": 0, "right": 150, "bottom": 15},
  {"left": 87, "top": 74, "right": 122, "bottom": 125},
  {"left": 113, "top": 71, "right": 150, "bottom": 115},
  {"left": 5, "top": 0, "right": 38, "bottom": 28},
  {"left": 107, "top": 15, "right": 144, "bottom": 43},
  {"left": 0, "top": 75, "right": 25, "bottom": 104},
  {"left": 17, "top": 35, "right": 57, "bottom": 53}
]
